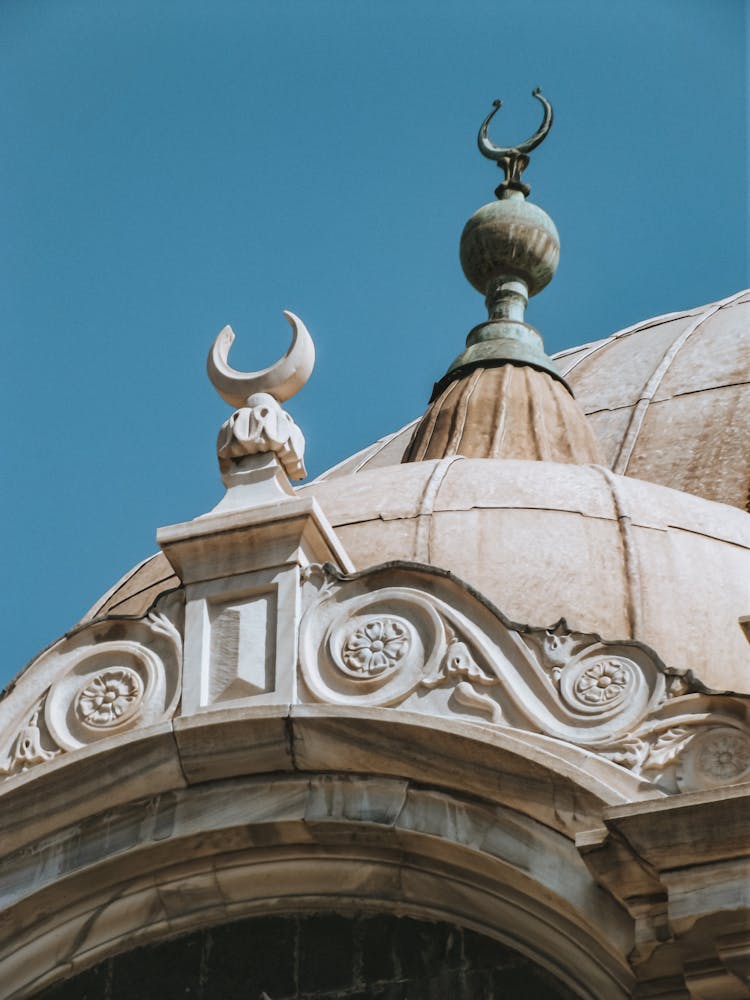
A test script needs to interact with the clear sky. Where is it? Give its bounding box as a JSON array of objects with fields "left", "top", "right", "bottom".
[{"left": 1, "top": 0, "right": 748, "bottom": 686}]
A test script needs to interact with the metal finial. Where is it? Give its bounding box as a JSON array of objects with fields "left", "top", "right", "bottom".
[{"left": 477, "top": 88, "right": 553, "bottom": 198}]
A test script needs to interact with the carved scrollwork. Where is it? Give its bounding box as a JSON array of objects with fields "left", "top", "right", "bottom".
[
  {"left": 0, "top": 600, "right": 183, "bottom": 778},
  {"left": 300, "top": 588, "right": 446, "bottom": 706},
  {"left": 48, "top": 645, "right": 152, "bottom": 750},
  {"left": 299, "top": 564, "right": 750, "bottom": 792}
]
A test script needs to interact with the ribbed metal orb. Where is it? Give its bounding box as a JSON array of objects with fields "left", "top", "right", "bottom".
[{"left": 459, "top": 195, "right": 560, "bottom": 298}]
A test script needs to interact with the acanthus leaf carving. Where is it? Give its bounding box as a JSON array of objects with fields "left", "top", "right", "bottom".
[
  {"left": 0, "top": 703, "right": 59, "bottom": 776},
  {"left": 422, "top": 637, "right": 496, "bottom": 689},
  {"left": 642, "top": 726, "right": 693, "bottom": 772}
]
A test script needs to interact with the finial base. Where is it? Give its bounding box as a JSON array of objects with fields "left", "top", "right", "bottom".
[
  {"left": 495, "top": 179, "right": 531, "bottom": 199},
  {"left": 434, "top": 318, "right": 569, "bottom": 401},
  {"left": 210, "top": 453, "right": 295, "bottom": 514}
]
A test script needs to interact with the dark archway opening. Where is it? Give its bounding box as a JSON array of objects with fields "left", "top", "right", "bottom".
[{"left": 37, "top": 912, "right": 577, "bottom": 999}]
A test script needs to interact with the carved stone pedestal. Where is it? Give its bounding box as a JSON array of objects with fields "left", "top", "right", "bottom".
[{"left": 158, "top": 491, "right": 353, "bottom": 714}]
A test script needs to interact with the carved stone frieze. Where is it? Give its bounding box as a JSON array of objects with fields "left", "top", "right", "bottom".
[
  {"left": 0, "top": 594, "right": 183, "bottom": 780},
  {"left": 300, "top": 563, "right": 750, "bottom": 793}
]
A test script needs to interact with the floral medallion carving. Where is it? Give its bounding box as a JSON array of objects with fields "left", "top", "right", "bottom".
[
  {"left": 560, "top": 654, "right": 641, "bottom": 717},
  {"left": 41, "top": 608, "right": 182, "bottom": 753},
  {"left": 75, "top": 667, "right": 144, "bottom": 729},
  {"left": 696, "top": 729, "right": 750, "bottom": 782},
  {"left": 340, "top": 618, "right": 410, "bottom": 678},
  {"left": 674, "top": 726, "right": 750, "bottom": 792},
  {"left": 300, "top": 586, "right": 445, "bottom": 706},
  {"left": 573, "top": 658, "right": 633, "bottom": 707}
]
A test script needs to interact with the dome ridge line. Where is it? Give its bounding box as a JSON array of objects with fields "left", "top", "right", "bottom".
[
  {"left": 612, "top": 288, "right": 748, "bottom": 475},
  {"left": 592, "top": 466, "right": 644, "bottom": 641}
]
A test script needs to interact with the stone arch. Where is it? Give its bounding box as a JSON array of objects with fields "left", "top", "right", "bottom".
[{"left": 0, "top": 711, "right": 638, "bottom": 999}]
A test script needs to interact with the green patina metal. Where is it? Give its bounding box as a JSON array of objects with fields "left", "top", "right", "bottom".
[{"left": 438, "top": 90, "right": 570, "bottom": 394}]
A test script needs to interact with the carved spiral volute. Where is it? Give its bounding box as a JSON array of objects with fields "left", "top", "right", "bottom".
[{"left": 300, "top": 588, "right": 445, "bottom": 706}]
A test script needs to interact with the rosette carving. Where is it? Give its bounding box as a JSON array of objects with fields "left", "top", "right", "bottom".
[
  {"left": 44, "top": 610, "right": 182, "bottom": 751},
  {"left": 340, "top": 618, "right": 411, "bottom": 678},
  {"left": 697, "top": 729, "right": 750, "bottom": 781},
  {"left": 676, "top": 725, "right": 750, "bottom": 792},
  {"left": 561, "top": 655, "right": 641, "bottom": 716},
  {"left": 75, "top": 668, "right": 144, "bottom": 728}
]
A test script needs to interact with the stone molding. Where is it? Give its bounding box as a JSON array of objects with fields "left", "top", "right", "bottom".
[
  {"left": 579, "top": 786, "right": 750, "bottom": 997},
  {"left": 0, "top": 767, "right": 634, "bottom": 1000},
  {"left": 2, "top": 559, "right": 748, "bottom": 798}
]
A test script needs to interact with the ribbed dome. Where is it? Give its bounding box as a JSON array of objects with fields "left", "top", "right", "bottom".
[
  {"left": 317, "top": 289, "right": 750, "bottom": 512},
  {"left": 299, "top": 459, "right": 750, "bottom": 693},
  {"left": 80, "top": 291, "right": 750, "bottom": 700},
  {"left": 556, "top": 288, "right": 750, "bottom": 510},
  {"left": 402, "top": 364, "right": 603, "bottom": 464}
]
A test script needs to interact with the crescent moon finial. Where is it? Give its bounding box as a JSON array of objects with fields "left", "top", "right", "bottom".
[
  {"left": 476, "top": 88, "right": 553, "bottom": 198},
  {"left": 207, "top": 310, "right": 315, "bottom": 408}
]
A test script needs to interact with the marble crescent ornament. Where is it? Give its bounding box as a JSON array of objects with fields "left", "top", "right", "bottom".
[
  {"left": 207, "top": 310, "right": 315, "bottom": 408},
  {"left": 477, "top": 87, "right": 553, "bottom": 160}
]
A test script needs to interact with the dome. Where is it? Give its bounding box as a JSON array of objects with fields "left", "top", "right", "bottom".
[
  {"left": 80, "top": 290, "right": 750, "bottom": 697},
  {"left": 302, "top": 458, "right": 750, "bottom": 693},
  {"left": 82, "top": 455, "right": 750, "bottom": 695},
  {"left": 318, "top": 288, "right": 750, "bottom": 512},
  {"left": 556, "top": 287, "right": 750, "bottom": 511}
]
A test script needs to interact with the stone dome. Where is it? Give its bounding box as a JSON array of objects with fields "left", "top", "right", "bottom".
[
  {"left": 80, "top": 290, "right": 750, "bottom": 696},
  {"left": 302, "top": 458, "right": 750, "bottom": 693},
  {"left": 318, "top": 287, "right": 750, "bottom": 512}
]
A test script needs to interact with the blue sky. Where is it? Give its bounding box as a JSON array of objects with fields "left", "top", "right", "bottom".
[{"left": 1, "top": 0, "right": 748, "bottom": 685}]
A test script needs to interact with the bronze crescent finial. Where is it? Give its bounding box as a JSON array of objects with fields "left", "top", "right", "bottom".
[{"left": 476, "top": 89, "right": 553, "bottom": 198}]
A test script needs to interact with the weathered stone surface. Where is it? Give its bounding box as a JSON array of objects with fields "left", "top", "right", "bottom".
[{"left": 403, "top": 364, "right": 603, "bottom": 465}]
